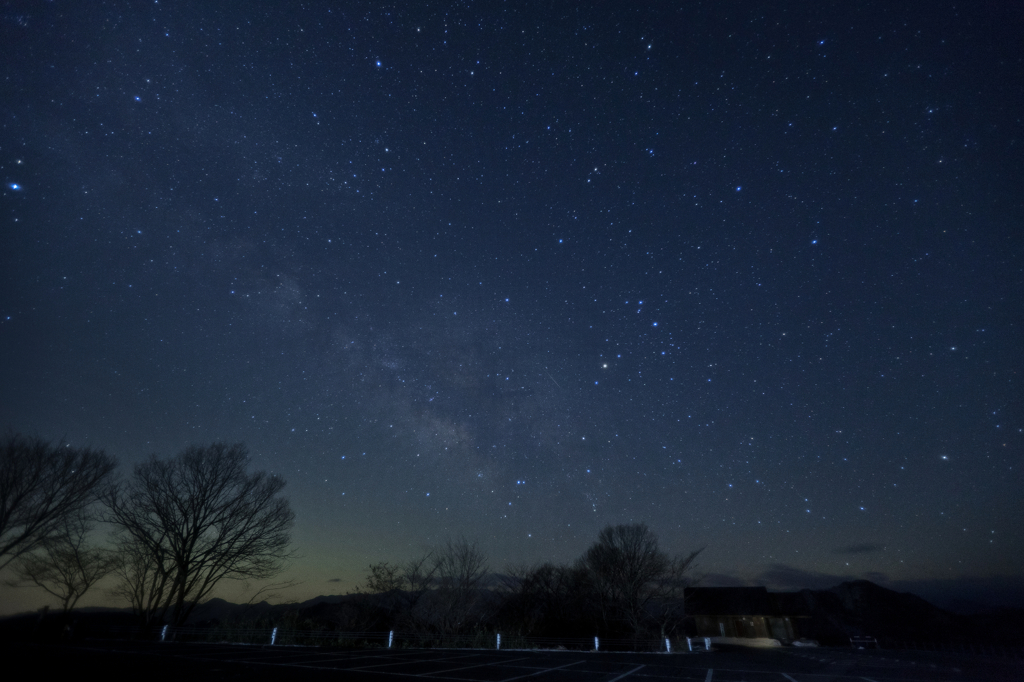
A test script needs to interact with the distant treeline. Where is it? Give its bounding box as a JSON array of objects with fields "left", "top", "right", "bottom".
[{"left": 262, "top": 526, "right": 702, "bottom": 642}]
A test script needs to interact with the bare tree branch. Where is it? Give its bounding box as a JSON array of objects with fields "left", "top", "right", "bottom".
[
  {"left": 239, "top": 578, "right": 303, "bottom": 608},
  {"left": 108, "top": 531, "right": 174, "bottom": 625},
  {"left": 12, "top": 508, "right": 116, "bottom": 613},
  {"left": 578, "top": 523, "right": 702, "bottom": 638},
  {"left": 105, "top": 442, "right": 294, "bottom": 626},
  {"left": 419, "top": 537, "right": 488, "bottom": 635},
  {"left": 0, "top": 433, "right": 116, "bottom": 572}
]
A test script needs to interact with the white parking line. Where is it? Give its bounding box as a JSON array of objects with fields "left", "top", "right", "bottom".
[
  {"left": 862, "top": 678, "right": 880, "bottom": 682},
  {"left": 431, "top": 656, "right": 531, "bottom": 675},
  {"left": 781, "top": 674, "right": 798, "bottom": 682},
  {"left": 268, "top": 652, "right": 416, "bottom": 667},
  {"left": 607, "top": 664, "right": 645, "bottom": 681},
  {"left": 347, "top": 652, "right": 483, "bottom": 670},
  {"left": 297, "top": 651, "right": 426, "bottom": 665},
  {"left": 499, "top": 659, "right": 584, "bottom": 681},
  {"left": 705, "top": 669, "right": 713, "bottom": 682}
]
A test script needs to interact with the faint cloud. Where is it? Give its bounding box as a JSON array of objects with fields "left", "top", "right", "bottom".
[{"left": 834, "top": 543, "right": 884, "bottom": 554}]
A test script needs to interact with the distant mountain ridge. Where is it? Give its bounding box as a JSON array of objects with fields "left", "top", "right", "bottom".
[{"left": 773, "top": 580, "right": 1023, "bottom": 646}]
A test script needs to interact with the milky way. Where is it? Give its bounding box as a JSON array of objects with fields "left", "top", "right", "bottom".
[{"left": 1, "top": 1, "right": 1021, "bottom": 613}]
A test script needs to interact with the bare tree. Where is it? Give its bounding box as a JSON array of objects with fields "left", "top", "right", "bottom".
[
  {"left": 419, "top": 537, "right": 488, "bottom": 635},
  {"left": 498, "top": 562, "right": 562, "bottom": 635},
  {"left": 364, "top": 560, "right": 405, "bottom": 594},
  {"left": 357, "top": 553, "right": 438, "bottom": 630},
  {"left": 109, "top": 532, "right": 173, "bottom": 626},
  {"left": 0, "top": 433, "right": 116, "bottom": 571},
  {"left": 104, "top": 442, "right": 294, "bottom": 625},
  {"left": 13, "top": 509, "right": 116, "bottom": 613},
  {"left": 362, "top": 560, "right": 406, "bottom": 622},
  {"left": 497, "top": 561, "right": 596, "bottom": 637},
  {"left": 402, "top": 553, "right": 436, "bottom": 598},
  {"left": 579, "top": 523, "right": 701, "bottom": 638}
]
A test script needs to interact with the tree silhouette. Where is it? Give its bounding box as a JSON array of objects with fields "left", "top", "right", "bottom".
[
  {"left": 0, "top": 433, "right": 116, "bottom": 571},
  {"left": 497, "top": 561, "right": 593, "bottom": 637},
  {"left": 359, "top": 555, "right": 436, "bottom": 630},
  {"left": 105, "top": 442, "right": 294, "bottom": 625},
  {"left": 418, "top": 537, "right": 488, "bottom": 636},
  {"left": 14, "top": 509, "right": 115, "bottom": 613},
  {"left": 109, "top": 529, "right": 171, "bottom": 626},
  {"left": 579, "top": 523, "right": 702, "bottom": 638}
]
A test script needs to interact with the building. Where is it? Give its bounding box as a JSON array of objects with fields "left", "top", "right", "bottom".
[{"left": 685, "top": 586, "right": 798, "bottom": 642}]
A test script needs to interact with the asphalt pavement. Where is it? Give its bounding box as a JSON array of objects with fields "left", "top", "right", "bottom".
[{"left": 3, "top": 640, "right": 1020, "bottom": 682}]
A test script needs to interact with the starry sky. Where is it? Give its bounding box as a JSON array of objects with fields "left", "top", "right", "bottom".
[{"left": 1, "top": 1, "right": 1022, "bottom": 615}]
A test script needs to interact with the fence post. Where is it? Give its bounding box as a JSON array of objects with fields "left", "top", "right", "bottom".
[
  {"left": 665, "top": 638, "right": 671, "bottom": 653},
  {"left": 496, "top": 633, "right": 501, "bottom": 650},
  {"left": 704, "top": 637, "right": 711, "bottom": 650},
  {"left": 388, "top": 630, "right": 394, "bottom": 648},
  {"left": 270, "top": 627, "right": 278, "bottom": 645},
  {"left": 594, "top": 636, "right": 599, "bottom": 651},
  {"left": 160, "top": 624, "right": 169, "bottom": 642}
]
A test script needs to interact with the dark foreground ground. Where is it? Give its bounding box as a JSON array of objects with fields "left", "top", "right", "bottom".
[{"left": 2, "top": 640, "right": 1021, "bottom": 682}]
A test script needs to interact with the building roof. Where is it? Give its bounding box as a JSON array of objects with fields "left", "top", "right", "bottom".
[{"left": 685, "top": 586, "right": 783, "bottom": 617}]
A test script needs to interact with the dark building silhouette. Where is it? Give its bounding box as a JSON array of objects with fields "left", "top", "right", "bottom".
[{"left": 685, "top": 586, "right": 798, "bottom": 641}]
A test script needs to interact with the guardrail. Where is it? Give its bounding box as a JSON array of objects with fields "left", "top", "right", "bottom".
[
  {"left": 82, "top": 626, "right": 1024, "bottom": 659},
  {"left": 102, "top": 625, "right": 710, "bottom": 653}
]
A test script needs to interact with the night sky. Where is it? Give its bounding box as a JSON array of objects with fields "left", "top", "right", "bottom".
[{"left": 1, "top": 2, "right": 1022, "bottom": 615}]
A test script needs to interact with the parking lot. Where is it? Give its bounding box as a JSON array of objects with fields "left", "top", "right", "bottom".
[{"left": 6, "top": 640, "right": 1021, "bottom": 682}]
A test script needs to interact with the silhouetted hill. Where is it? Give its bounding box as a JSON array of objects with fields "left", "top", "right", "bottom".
[
  {"left": 185, "top": 597, "right": 278, "bottom": 624},
  {"left": 774, "top": 580, "right": 1023, "bottom": 647},
  {"left": 831, "top": 580, "right": 958, "bottom": 641},
  {"left": 182, "top": 593, "right": 387, "bottom": 629}
]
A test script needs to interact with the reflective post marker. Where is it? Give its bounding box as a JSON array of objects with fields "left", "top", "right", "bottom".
[
  {"left": 271, "top": 627, "right": 278, "bottom": 645},
  {"left": 665, "top": 638, "right": 671, "bottom": 653},
  {"left": 160, "top": 624, "right": 168, "bottom": 642},
  {"left": 594, "top": 636, "right": 599, "bottom": 651},
  {"left": 388, "top": 630, "right": 394, "bottom": 648},
  {"left": 496, "top": 633, "right": 501, "bottom": 650}
]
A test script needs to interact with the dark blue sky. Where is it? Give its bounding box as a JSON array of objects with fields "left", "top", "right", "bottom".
[{"left": 1, "top": 1, "right": 1021, "bottom": 613}]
